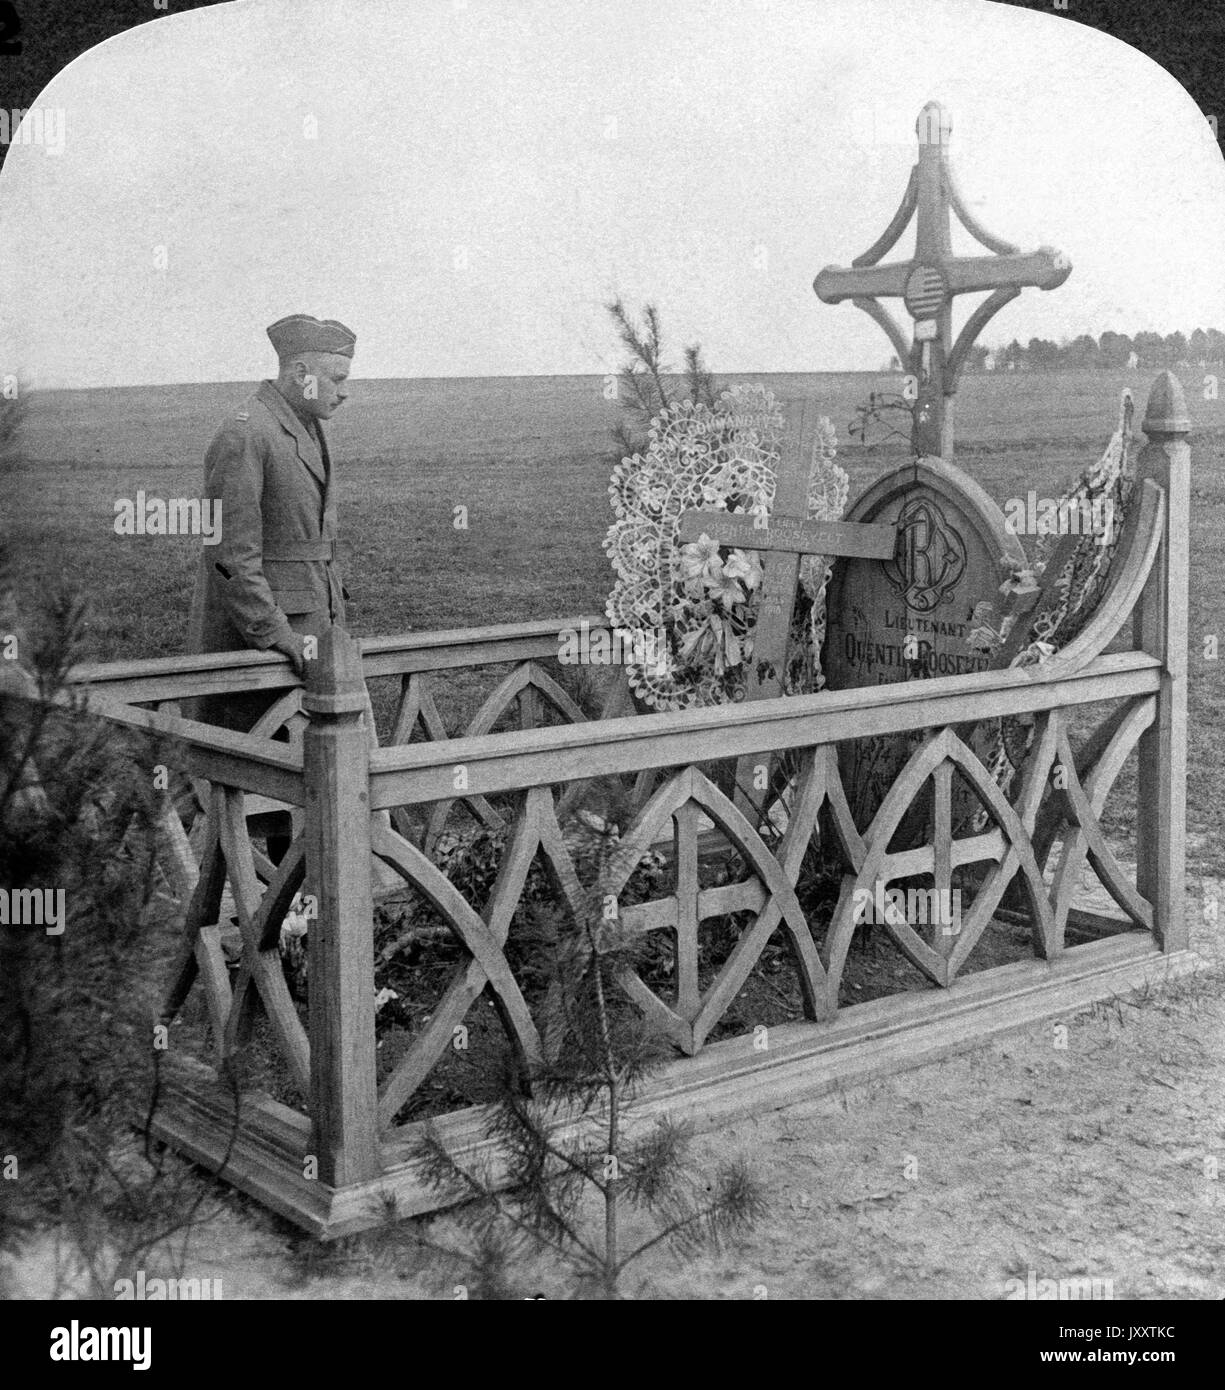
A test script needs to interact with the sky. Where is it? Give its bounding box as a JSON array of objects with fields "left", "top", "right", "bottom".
[{"left": 1, "top": 0, "right": 1223, "bottom": 388}]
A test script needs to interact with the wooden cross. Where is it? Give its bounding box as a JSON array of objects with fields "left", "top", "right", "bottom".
[
  {"left": 678, "top": 407, "right": 896, "bottom": 820},
  {"left": 814, "top": 101, "right": 1071, "bottom": 458}
]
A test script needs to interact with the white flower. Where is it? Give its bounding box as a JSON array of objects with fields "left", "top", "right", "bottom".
[
  {"left": 706, "top": 572, "right": 746, "bottom": 608},
  {"left": 280, "top": 892, "right": 310, "bottom": 946},
  {"left": 679, "top": 533, "right": 723, "bottom": 585},
  {"left": 723, "top": 549, "right": 762, "bottom": 592}
]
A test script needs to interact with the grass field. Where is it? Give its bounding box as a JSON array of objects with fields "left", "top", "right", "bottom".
[{"left": 4, "top": 367, "right": 1223, "bottom": 870}]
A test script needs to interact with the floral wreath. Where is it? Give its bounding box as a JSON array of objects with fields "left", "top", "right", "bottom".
[
  {"left": 604, "top": 384, "right": 848, "bottom": 711},
  {"left": 963, "top": 388, "right": 1137, "bottom": 814}
]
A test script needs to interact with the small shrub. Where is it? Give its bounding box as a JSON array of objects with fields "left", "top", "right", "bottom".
[
  {"left": 0, "top": 558, "right": 229, "bottom": 1296},
  {"left": 406, "top": 788, "right": 768, "bottom": 1299}
]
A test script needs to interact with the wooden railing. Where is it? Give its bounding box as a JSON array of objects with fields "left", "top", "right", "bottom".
[{"left": 10, "top": 372, "right": 1190, "bottom": 1234}]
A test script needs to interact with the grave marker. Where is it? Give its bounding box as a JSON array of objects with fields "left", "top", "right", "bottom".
[
  {"left": 823, "top": 459, "right": 1025, "bottom": 832},
  {"left": 814, "top": 101, "right": 1071, "bottom": 458},
  {"left": 806, "top": 100, "right": 1067, "bottom": 834},
  {"left": 814, "top": 101, "right": 1068, "bottom": 834},
  {"left": 678, "top": 407, "right": 896, "bottom": 820}
]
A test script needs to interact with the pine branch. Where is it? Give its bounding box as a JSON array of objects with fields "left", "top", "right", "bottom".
[
  {"left": 606, "top": 298, "right": 671, "bottom": 418},
  {"left": 684, "top": 343, "right": 717, "bottom": 408},
  {"left": 614, "top": 1157, "right": 768, "bottom": 1275},
  {"left": 410, "top": 1121, "right": 605, "bottom": 1271}
]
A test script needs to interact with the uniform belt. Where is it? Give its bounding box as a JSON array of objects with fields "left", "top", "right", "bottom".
[{"left": 263, "top": 539, "right": 337, "bottom": 561}]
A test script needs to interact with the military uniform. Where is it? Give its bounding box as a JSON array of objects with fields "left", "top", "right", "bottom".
[{"left": 186, "top": 378, "right": 349, "bottom": 729}]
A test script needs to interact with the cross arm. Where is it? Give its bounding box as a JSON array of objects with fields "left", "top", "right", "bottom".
[
  {"left": 944, "top": 247, "right": 1071, "bottom": 295},
  {"left": 678, "top": 509, "right": 896, "bottom": 560},
  {"left": 814, "top": 259, "right": 912, "bottom": 304}
]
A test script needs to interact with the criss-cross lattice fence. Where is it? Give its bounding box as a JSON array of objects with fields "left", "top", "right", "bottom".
[{"left": 30, "top": 372, "right": 1195, "bottom": 1237}]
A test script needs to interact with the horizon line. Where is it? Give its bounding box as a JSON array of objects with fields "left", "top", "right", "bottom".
[
  {"left": 24, "top": 358, "right": 1188, "bottom": 394},
  {"left": 27, "top": 368, "right": 903, "bottom": 394}
]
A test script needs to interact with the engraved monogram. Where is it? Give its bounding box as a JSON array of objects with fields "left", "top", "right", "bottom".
[{"left": 882, "top": 496, "right": 967, "bottom": 613}]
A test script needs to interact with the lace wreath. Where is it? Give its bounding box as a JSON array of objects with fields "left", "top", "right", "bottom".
[
  {"left": 965, "top": 388, "right": 1136, "bottom": 812},
  {"left": 604, "top": 385, "right": 848, "bottom": 711}
]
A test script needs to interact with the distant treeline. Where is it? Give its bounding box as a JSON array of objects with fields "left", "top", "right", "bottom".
[{"left": 889, "top": 329, "right": 1225, "bottom": 373}]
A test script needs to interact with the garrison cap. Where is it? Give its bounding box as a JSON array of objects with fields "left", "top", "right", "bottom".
[{"left": 266, "top": 314, "right": 357, "bottom": 359}]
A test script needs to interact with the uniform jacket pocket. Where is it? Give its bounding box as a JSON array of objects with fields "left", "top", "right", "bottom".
[{"left": 263, "top": 558, "right": 328, "bottom": 615}]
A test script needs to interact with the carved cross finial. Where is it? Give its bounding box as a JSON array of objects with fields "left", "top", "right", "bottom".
[{"left": 814, "top": 101, "right": 1071, "bottom": 457}]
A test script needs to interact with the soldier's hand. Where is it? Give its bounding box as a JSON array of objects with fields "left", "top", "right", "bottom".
[{"left": 272, "top": 633, "right": 308, "bottom": 679}]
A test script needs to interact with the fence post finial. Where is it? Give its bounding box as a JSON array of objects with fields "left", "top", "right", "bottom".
[{"left": 1142, "top": 370, "right": 1191, "bottom": 438}]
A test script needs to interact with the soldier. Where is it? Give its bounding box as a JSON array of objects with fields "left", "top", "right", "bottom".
[
  {"left": 186, "top": 313, "right": 356, "bottom": 731},
  {"left": 186, "top": 315, "right": 358, "bottom": 881}
]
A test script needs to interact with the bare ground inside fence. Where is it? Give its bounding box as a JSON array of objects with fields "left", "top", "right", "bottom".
[{"left": 7, "top": 873, "right": 1222, "bottom": 1301}]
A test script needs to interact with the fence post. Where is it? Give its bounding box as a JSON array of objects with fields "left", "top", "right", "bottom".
[
  {"left": 302, "top": 627, "right": 380, "bottom": 1185},
  {"left": 1134, "top": 371, "right": 1189, "bottom": 952}
]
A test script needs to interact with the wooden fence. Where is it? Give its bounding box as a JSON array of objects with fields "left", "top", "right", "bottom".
[{"left": 18, "top": 372, "right": 1196, "bottom": 1237}]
